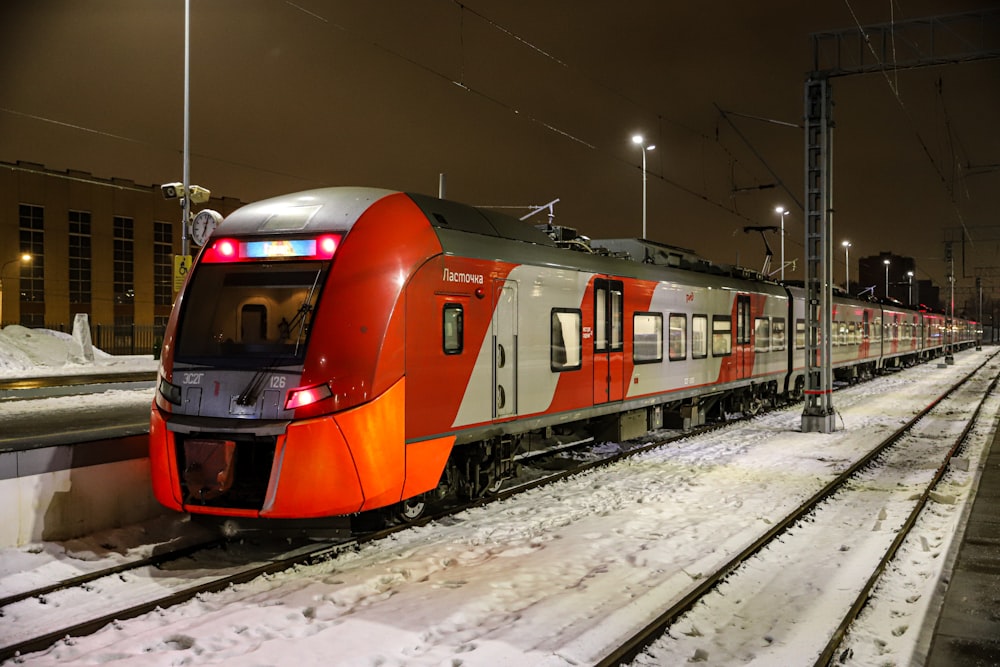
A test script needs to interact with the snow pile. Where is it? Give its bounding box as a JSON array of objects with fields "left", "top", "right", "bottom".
[{"left": 0, "top": 325, "right": 156, "bottom": 378}]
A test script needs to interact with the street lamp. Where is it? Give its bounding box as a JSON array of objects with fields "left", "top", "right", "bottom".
[
  {"left": 775, "top": 206, "right": 789, "bottom": 280},
  {"left": 883, "top": 258, "right": 891, "bottom": 298},
  {"left": 631, "top": 134, "right": 655, "bottom": 239},
  {"left": 0, "top": 253, "right": 32, "bottom": 327},
  {"left": 842, "top": 240, "right": 851, "bottom": 292},
  {"left": 907, "top": 271, "right": 914, "bottom": 304}
]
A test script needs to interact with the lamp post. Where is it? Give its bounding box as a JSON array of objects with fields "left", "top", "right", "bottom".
[
  {"left": 842, "top": 240, "right": 851, "bottom": 292},
  {"left": 775, "top": 206, "right": 789, "bottom": 280},
  {"left": 907, "top": 271, "right": 914, "bottom": 304},
  {"left": 0, "top": 253, "right": 32, "bottom": 327},
  {"left": 631, "top": 134, "right": 655, "bottom": 239},
  {"left": 883, "top": 258, "right": 891, "bottom": 298}
]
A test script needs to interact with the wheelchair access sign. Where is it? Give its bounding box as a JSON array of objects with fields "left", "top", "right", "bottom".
[{"left": 173, "top": 255, "right": 192, "bottom": 293}]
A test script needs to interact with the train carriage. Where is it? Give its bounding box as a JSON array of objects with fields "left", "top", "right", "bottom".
[
  {"left": 880, "top": 303, "right": 920, "bottom": 368},
  {"left": 150, "top": 186, "right": 978, "bottom": 530}
]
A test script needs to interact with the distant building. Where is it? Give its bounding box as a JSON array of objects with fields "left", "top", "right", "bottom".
[
  {"left": 0, "top": 161, "right": 243, "bottom": 331},
  {"left": 856, "top": 250, "right": 942, "bottom": 310}
]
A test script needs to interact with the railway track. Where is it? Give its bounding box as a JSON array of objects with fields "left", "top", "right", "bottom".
[
  {"left": 0, "top": 429, "right": 666, "bottom": 661},
  {"left": 0, "top": 384, "right": 773, "bottom": 662},
  {"left": 2, "top": 354, "right": 992, "bottom": 663},
  {"left": 0, "top": 535, "right": 364, "bottom": 661},
  {"left": 597, "top": 352, "right": 999, "bottom": 666}
]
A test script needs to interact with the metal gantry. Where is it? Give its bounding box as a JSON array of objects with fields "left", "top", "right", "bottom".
[
  {"left": 801, "top": 8, "right": 1000, "bottom": 433},
  {"left": 801, "top": 77, "right": 836, "bottom": 433}
]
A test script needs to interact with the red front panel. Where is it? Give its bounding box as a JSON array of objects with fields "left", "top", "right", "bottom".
[{"left": 301, "top": 193, "right": 443, "bottom": 413}]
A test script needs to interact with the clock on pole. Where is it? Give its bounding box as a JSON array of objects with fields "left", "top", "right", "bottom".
[{"left": 190, "top": 209, "right": 223, "bottom": 247}]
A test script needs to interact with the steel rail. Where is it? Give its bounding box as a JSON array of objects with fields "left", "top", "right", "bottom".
[
  {"left": 2, "top": 355, "right": 988, "bottom": 662},
  {"left": 815, "top": 365, "right": 1000, "bottom": 666},
  {"left": 0, "top": 537, "right": 225, "bottom": 609},
  {"left": 595, "top": 351, "right": 998, "bottom": 666},
  {"left": 0, "top": 371, "right": 156, "bottom": 391}
]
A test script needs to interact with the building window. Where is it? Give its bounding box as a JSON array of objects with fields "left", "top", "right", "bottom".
[
  {"left": 551, "top": 308, "right": 582, "bottom": 371},
  {"left": 18, "top": 204, "right": 44, "bottom": 325},
  {"left": 69, "top": 210, "right": 92, "bottom": 306},
  {"left": 114, "top": 216, "right": 134, "bottom": 306},
  {"left": 633, "top": 312, "right": 663, "bottom": 363},
  {"left": 154, "top": 221, "right": 173, "bottom": 307}
]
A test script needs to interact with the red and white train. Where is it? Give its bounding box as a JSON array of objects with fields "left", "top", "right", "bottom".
[{"left": 149, "top": 187, "right": 979, "bottom": 529}]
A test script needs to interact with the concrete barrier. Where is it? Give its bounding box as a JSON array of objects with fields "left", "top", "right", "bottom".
[{"left": 0, "top": 437, "right": 168, "bottom": 548}]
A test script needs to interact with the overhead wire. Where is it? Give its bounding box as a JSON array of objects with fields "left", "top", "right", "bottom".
[
  {"left": 0, "top": 106, "right": 325, "bottom": 188},
  {"left": 285, "top": 0, "right": 765, "bottom": 225},
  {"left": 2, "top": 3, "right": 783, "bottom": 230},
  {"left": 840, "top": 0, "right": 974, "bottom": 246},
  {"left": 449, "top": 2, "right": 801, "bottom": 234}
]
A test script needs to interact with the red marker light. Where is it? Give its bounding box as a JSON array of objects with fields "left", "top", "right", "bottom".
[
  {"left": 201, "top": 238, "right": 240, "bottom": 263},
  {"left": 285, "top": 383, "right": 333, "bottom": 410},
  {"left": 317, "top": 234, "right": 340, "bottom": 258},
  {"left": 217, "top": 239, "right": 237, "bottom": 258}
]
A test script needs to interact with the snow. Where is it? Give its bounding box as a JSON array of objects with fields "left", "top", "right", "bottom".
[
  {"left": 0, "top": 325, "right": 158, "bottom": 378},
  {"left": 0, "top": 327, "right": 995, "bottom": 666}
]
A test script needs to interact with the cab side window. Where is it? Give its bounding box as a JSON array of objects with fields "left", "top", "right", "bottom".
[
  {"left": 551, "top": 309, "right": 582, "bottom": 371},
  {"left": 443, "top": 303, "right": 463, "bottom": 354}
]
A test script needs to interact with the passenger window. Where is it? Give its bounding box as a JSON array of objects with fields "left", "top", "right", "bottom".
[
  {"left": 610, "top": 288, "right": 623, "bottom": 352},
  {"left": 551, "top": 309, "right": 582, "bottom": 371},
  {"left": 594, "top": 288, "right": 607, "bottom": 352},
  {"left": 692, "top": 315, "right": 708, "bottom": 359},
  {"left": 594, "top": 279, "right": 624, "bottom": 353},
  {"left": 633, "top": 312, "right": 663, "bottom": 363},
  {"left": 669, "top": 313, "right": 687, "bottom": 361},
  {"left": 712, "top": 316, "right": 732, "bottom": 356},
  {"left": 772, "top": 318, "right": 786, "bottom": 351},
  {"left": 443, "top": 303, "right": 463, "bottom": 354},
  {"left": 754, "top": 317, "right": 770, "bottom": 352},
  {"left": 795, "top": 318, "right": 806, "bottom": 350}
]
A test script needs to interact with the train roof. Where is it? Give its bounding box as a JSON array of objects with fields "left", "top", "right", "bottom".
[{"left": 217, "top": 186, "right": 784, "bottom": 292}]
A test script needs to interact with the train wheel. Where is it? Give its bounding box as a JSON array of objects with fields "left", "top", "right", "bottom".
[
  {"left": 396, "top": 496, "right": 427, "bottom": 523},
  {"left": 484, "top": 476, "right": 505, "bottom": 496}
]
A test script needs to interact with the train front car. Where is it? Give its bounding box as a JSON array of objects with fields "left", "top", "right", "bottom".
[{"left": 150, "top": 187, "right": 444, "bottom": 529}]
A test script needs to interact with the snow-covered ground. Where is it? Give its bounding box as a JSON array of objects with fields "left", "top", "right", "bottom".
[{"left": 0, "top": 328, "right": 996, "bottom": 666}]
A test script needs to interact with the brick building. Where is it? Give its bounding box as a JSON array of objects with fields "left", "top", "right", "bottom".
[{"left": 0, "top": 161, "right": 242, "bottom": 335}]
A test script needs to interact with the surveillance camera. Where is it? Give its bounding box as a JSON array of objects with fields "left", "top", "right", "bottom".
[
  {"left": 188, "top": 185, "right": 211, "bottom": 204},
  {"left": 161, "top": 182, "right": 184, "bottom": 199}
]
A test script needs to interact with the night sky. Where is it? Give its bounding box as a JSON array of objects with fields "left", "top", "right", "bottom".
[{"left": 2, "top": 1, "right": 998, "bottom": 303}]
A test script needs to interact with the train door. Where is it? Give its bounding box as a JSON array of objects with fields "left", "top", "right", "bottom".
[
  {"left": 593, "top": 278, "right": 624, "bottom": 404},
  {"left": 492, "top": 279, "right": 517, "bottom": 420},
  {"left": 241, "top": 304, "right": 267, "bottom": 343},
  {"left": 735, "top": 294, "right": 753, "bottom": 378}
]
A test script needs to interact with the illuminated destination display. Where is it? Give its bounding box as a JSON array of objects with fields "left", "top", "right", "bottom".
[{"left": 243, "top": 239, "right": 317, "bottom": 258}]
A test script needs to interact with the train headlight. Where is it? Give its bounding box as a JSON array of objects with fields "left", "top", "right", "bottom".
[
  {"left": 285, "top": 383, "right": 333, "bottom": 410},
  {"left": 158, "top": 376, "right": 183, "bottom": 405}
]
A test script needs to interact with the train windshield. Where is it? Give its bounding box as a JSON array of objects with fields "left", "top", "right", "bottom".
[{"left": 175, "top": 260, "right": 330, "bottom": 365}]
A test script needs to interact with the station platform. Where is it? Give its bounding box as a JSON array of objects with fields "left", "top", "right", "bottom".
[{"left": 923, "top": 411, "right": 1000, "bottom": 665}]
